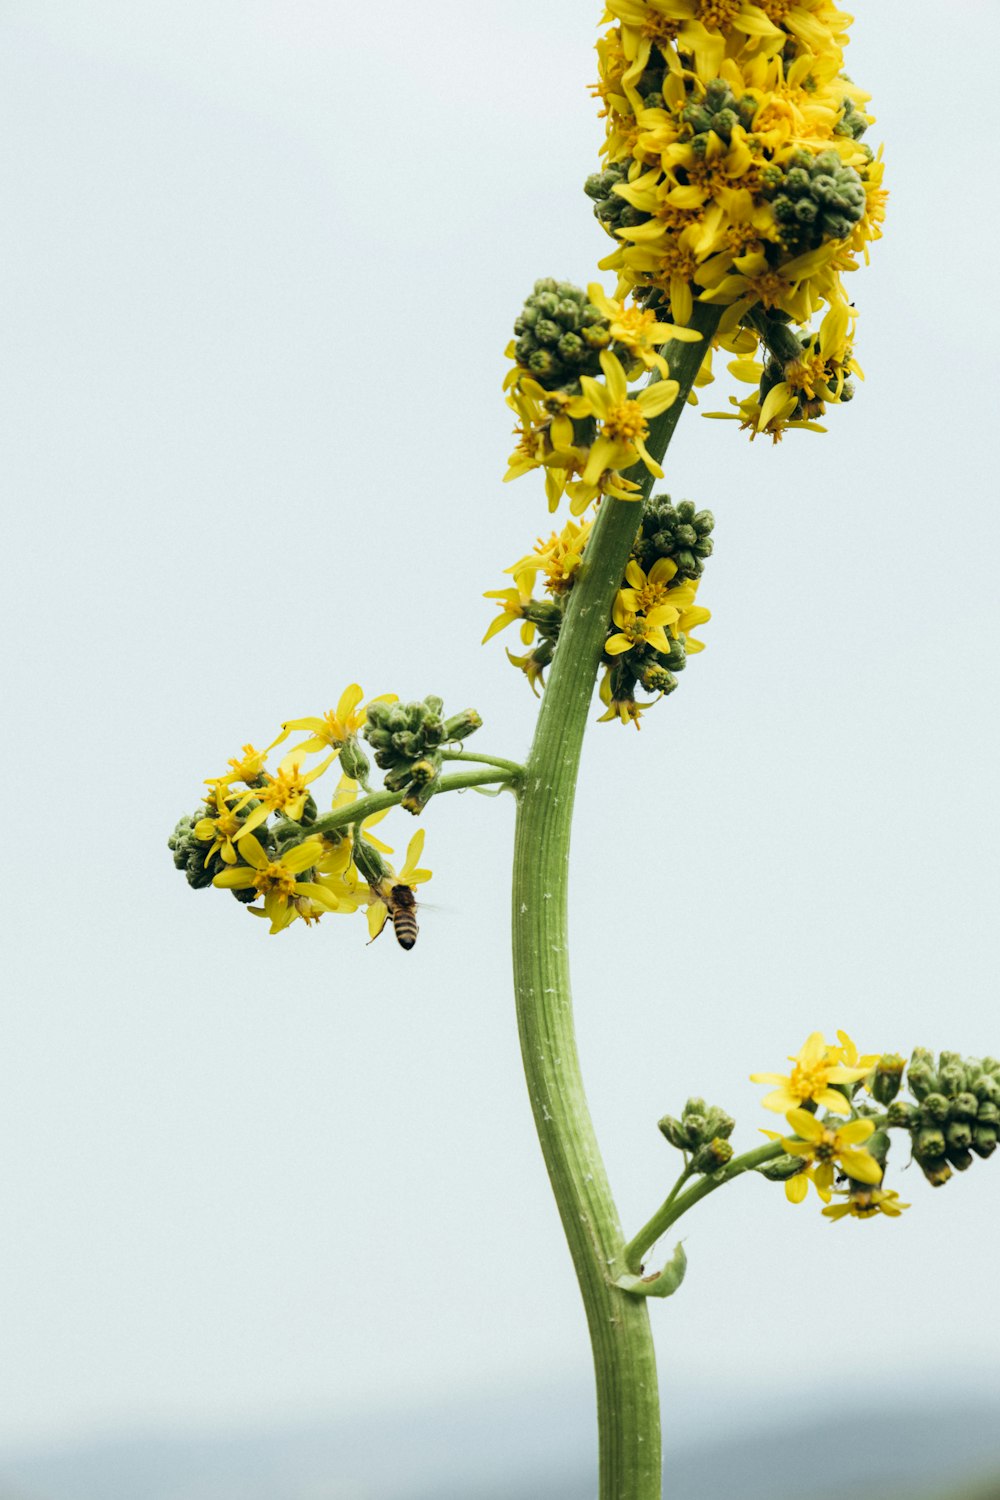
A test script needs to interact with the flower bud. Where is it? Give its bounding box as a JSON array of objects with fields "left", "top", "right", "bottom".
[
  {"left": 977, "top": 1100, "right": 1000, "bottom": 1128},
  {"left": 657, "top": 1114, "right": 690, "bottom": 1150},
  {"left": 692, "top": 1138, "right": 733, "bottom": 1174},
  {"left": 443, "top": 709, "right": 483, "bottom": 742},
  {"left": 972, "top": 1126, "right": 998, "bottom": 1159},
  {"left": 886, "top": 1100, "right": 919, "bottom": 1129},
  {"left": 946, "top": 1120, "right": 973, "bottom": 1153},
  {"left": 939, "top": 1062, "right": 967, "bottom": 1099},
  {"left": 339, "top": 738, "right": 371, "bottom": 787},
  {"left": 918, "top": 1158, "right": 953, "bottom": 1188},
  {"left": 757, "top": 1155, "right": 806, "bottom": 1183},
  {"left": 352, "top": 837, "right": 389, "bottom": 887},
  {"left": 871, "top": 1055, "right": 905, "bottom": 1106},
  {"left": 921, "top": 1093, "right": 950, "bottom": 1124},
  {"left": 908, "top": 1063, "right": 938, "bottom": 1101},
  {"left": 916, "top": 1126, "right": 946, "bottom": 1159},
  {"left": 946, "top": 1147, "right": 974, "bottom": 1173},
  {"left": 950, "top": 1092, "right": 980, "bottom": 1122}
]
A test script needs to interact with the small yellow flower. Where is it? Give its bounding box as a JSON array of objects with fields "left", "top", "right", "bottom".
[
  {"left": 193, "top": 786, "right": 247, "bottom": 866},
  {"left": 234, "top": 754, "right": 338, "bottom": 839},
  {"left": 483, "top": 570, "right": 537, "bottom": 645},
  {"left": 277, "top": 685, "right": 397, "bottom": 767},
  {"left": 751, "top": 1031, "right": 871, "bottom": 1116},
  {"left": 782, "top": 1109, "right": 883, "bottom": 1193},
  {"left": 822, "top": 1188, "right": 910, "bottom": 1222},
  {"left": 506, "top": 518, "right": 592, "bottom": 597},
  {"left": 212, "top": 833, "right": 334, "bottom": 934},
  {"left": 605, "top": 595, "right": 678, "bottom": 658},
  {"left": 586, "top": 281, "right": 702, "bottom": 375},
  {"left": 577, "top": 351, "right": 680, "bottom": 486}
]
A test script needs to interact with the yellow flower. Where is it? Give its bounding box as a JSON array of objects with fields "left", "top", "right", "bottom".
[
  {"left": 835, "top": 1030, "right": 881, "bottom": 1074},
  {"left": 750, "top": 1031, "right": 871, "bottom": 1116},
  {"left": 577, "top": 351, "right": 680, "bottom": 485},
  {"left": 212, "top": 833, "right": 335, "bottom": 934},
  {"left": 605, "top": 594, "right": 679, "bottom": 658},
  {"left": 760, "top": 1129, "right": 832, "bottom": 1204},
  {"left": 782, "top": 1110, "right": 883, "bottom": 1193},
  {"left": 597, "top": 667, "right": 647, "bottom": 729},
  {"left": 586, "top": 281, "right": 703, "bottom": 371},
  {"left": 483, "top": 570, "right": 537, "bottom": 645},
  {"left": 277, "top": 685, "right": 397, "bottom": 767},
  {"left": 193, "top": 786, "right": 248, "bottom": 866},
  {"left": 506, "top": 518, "right": 592, "bottom": 597},
  {"left": 367, "top": 829, "right": 433, "bottom": 941},
  {"left": 822, "top": 1188, "right": 910, "bottom": 1222},
  {"left": 234, "top": 754, "right": 338, "bottom": 839}
]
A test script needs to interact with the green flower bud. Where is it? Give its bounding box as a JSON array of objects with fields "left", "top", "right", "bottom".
[
  {"left": 683, "top": 1113, "right": 709, "bottom": 1146},
  {"left": 921, "top": 1093, "right": 950, "bottom": 1124},
  {"left": 339, "top": 737, "right": 371, "bottom": 787},
  {"left": 977, "top": 1100, "right": 1000, "bottom": 1127},
  {"left": 919, "top": 1158, "right": 953, "bottom": 1188},
  {"left": 443, "top": 709, "right": 483, "bottom": 742},
  {"left": 972, "top": 1125, "right": 998, "bottom": 1159},
  {"left": 692, "top": 1137, "right": 734, "bottom": 1174},
  {"left": 871, "top": 1055, "right": 906, "bottom": 1106},
  {"left": 757, "top": 1154, "right": 807, "bottom": 1183},
  {"left": 946, "top": 1120, "right": 973, "bottom": 1153},
  {"left": 951, "top": 1092, "right": 980, "bottom": 1122},
  {"left": 886, "top": 1100, "right": 920, "bottom": 1129},
  {"left": 908, "top": 1062, "right": 938, "bottom": 1101},
  {"left": 704, "top": 1107, "right": 736, "bottom": 1141},
  {"left": 939, "top": 1063, "right": 967, "bottom": 1099},
  {"left": 946, "top": 1147, "right": 974, "bottom": 1173},
  {"left": 916, "top": 1126, "right": 946, "bottom": 1159},
  {"left": 658, "top": 1114, "right": 690, "bottom": 1150},
  {"left": 353, "top": 836, "right": 389, "bottom": 887},
  {"left": 402, "top": 780, "right": 437, "bottom": 815}
]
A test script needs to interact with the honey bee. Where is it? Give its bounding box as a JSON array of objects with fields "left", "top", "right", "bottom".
[{"left": 386, "top": 884, "right": 419, "bottom": 950}]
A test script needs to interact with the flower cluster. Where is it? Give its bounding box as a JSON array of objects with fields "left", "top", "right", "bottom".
[
  {"left": 167, "top": 685, "right": 436, "bottom": 942},
  {"left": 750, "top": 1035, "right": 1000, "bottom": 1220},
  {"left": 590, "top": 0, "right": 884, "bottom": 440},
  {"left": 484, "top": 494, "right": 713, "bottom": 724},
  {"left": 503, "top": 278, "right": 702, "bottom": 512}
]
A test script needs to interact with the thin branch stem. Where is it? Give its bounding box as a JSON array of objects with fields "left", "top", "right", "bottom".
[
  {"left": 281, "top": 768, "right": 519, "bottom": 847},
  {"left": 624, "top": 1142, "right": 783, "bottom": 1270},
  {"left": 439, "top": 749, "right": 525, "bottom": 777}
]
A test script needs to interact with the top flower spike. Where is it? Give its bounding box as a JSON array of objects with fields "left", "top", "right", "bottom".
[{"left": 502, "top": 0, "right": 884, "bottom": 498}]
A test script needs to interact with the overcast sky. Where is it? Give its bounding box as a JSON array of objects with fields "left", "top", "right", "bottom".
[{"left": 2, "top": 0, "right": 999, "bottom": 1456}]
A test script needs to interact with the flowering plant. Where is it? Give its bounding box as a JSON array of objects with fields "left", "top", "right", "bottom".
[{"left": 167, "top": 7, "right": 992, "bottom": 1497}]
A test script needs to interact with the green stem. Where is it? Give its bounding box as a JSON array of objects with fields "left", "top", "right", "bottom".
[
  {"left": 288, "top": 768, "right": 517, "bottom": 844},
  {"left": 439, "top": 749, "right": 525, "bottom": 777},
  {"left": 510, "top": 302, "right": 723, "bottom": 1500},
  {"left": 624, "top": 1142, "right": 783, "bottom": 1270}
]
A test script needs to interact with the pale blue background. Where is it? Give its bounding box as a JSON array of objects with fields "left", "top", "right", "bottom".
[{"left": 1, "top": 0, "right": 998, "bottom": 1466}]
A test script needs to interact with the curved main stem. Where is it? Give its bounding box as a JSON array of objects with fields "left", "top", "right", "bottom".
[{"left": 510, "top": 304, "right": 722, "bottom": 1500}]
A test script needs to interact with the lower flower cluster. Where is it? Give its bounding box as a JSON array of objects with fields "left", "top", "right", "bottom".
[{"left": 484, "top": 494, "right": 713, "bottom": 725}]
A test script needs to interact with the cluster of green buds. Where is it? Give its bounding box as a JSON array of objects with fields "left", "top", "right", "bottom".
[
  {"left": 512, "top": 279, "right": 612, "bottom": 390},
  {"left": 584, "top": 161, "right": 641, "bottom": 233},
  {"left": 680, "top": 75, "right": 759, "bottom": 150},
  {"left": 631, "top": 496, "right": 715, "bottom": 582},
  {"left": 659, "top": 1096, "right": 735, "bottom": 1175},
  {"left": 763, "top": 148, "right": 868, "bottom": 253},
  {"left": 889, "top": 1051, "right": 1000, "bottom": 1187},
  {"left": 364, "top": 696, "right": 482, "bottom": 814}
]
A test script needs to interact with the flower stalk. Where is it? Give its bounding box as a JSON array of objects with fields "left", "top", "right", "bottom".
[{"left": 510, "top": 304, "right": 721, "bottom": 1500}]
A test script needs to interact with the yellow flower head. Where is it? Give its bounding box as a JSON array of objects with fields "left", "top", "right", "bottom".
[
  {"left": 822, "top": 1187, "right": 910, "bottom": 1222},
  {"left": 578, "top": 351, "right": 680, "bottom": 486},
  {"left": 750, "top": 1030, "right": 870, "bottom": 1116},
  {"left": 212, "top": 833, "right": 335, "bottom": 934},
  {"left": 277, "top": 685, "right": 397, "bottom": 767},
  {"left": 781, "top": 1109, "right": 883, "bottom": 1194}
]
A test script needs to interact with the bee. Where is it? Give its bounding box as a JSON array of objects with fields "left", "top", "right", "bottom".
[
  {"left": 386, "top": 883, "right": 419, "bottom": 950},
  {"left": 368, "top": 881, "right": 420, "bottom": 950}
]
